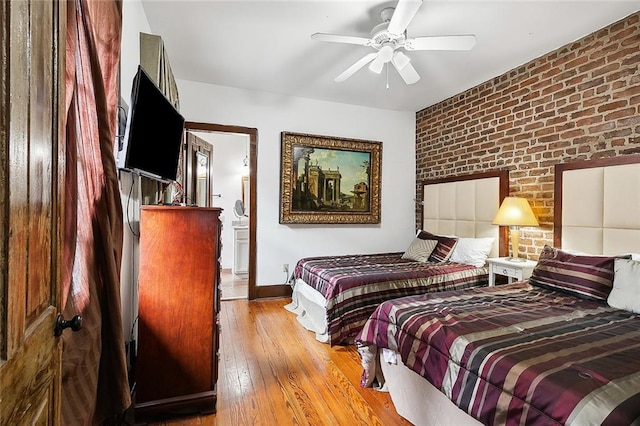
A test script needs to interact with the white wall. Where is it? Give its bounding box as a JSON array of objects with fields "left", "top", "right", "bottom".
[
  {"left": 119, "top": 0, "right": 152, "bottom": 344},
  {"left": 191, "top": 131, "right": 250, "bottom": 269},
  {"left": 120, "top": 0, "right": 416, "bottom": 298},
  {"left": 177, "top": 80, "right": 417, "bottom": 286},
  {"left": 120, "top": 0, "right": 150, "bottom": 107}
]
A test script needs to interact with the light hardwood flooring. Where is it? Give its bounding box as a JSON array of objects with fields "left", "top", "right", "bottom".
[
  {"left": 219, "top": 269, "right": 248, "bottom": 300},
  {"left": 140, "top": 298, "right": 411, "bottom": 425}
]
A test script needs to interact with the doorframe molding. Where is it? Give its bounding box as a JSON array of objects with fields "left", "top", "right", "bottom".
[{"left": 184, "top": 122, "right": 291, "bottom": 300}]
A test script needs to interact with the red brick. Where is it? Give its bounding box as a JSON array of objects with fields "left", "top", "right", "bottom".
[
  {"left": 541, "top": 83, "right": 563, "bottom": 96},
  {"left": 607, "top": 67, "right": 638, "bottom": 83},
  {"left": 607, "top": 46, "right": 639, "bottom": 62},
  {"left": 593, "top": 63, "right": 621, "bottom": 78},
  {"left": 598, "top": 100, "right": 628, "bottom": 112},
  {"left": 605, "top": 107, "right": 636, "bottom": 121},
  {"left": 553, "top": 87, "right": 577, "bottom": 100},
  {"left": 583, "top": 95, "right": 611, "bottom": 107},
  {"left": 622, "top": 53, "right": 640, "bottom": 66},
  {"left": 561, "top": 129, "right": 586, "bottom": 139},
  {"left": 578, "top": 57, "right": 605, "bottom": 73},
  {"left": 571, "top": 108, "right": 596, "bottom": 121},
  {"left": 577, "top": 77, "right": 605, "bottom": 91}
]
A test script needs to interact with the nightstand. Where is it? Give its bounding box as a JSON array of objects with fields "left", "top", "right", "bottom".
[{"left": 487, "top": 257, "right": 537, "bottom": 286}]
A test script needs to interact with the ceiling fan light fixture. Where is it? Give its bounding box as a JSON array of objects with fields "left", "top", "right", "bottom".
[
  {"left": 378, "top": 44, "right": 394, "bottom": 62},
  {"left": 369, "top": 44, "right": 394, "bottom": 74},
  {"left": 392, "top": 51, "right": 411, "bottom": 70},
  {"left": 311, "top": 0, "right": 476, "bottom": 85}
]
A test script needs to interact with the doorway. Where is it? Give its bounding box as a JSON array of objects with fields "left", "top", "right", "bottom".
[
  {"left": 184, "top": 122, "right": 258, "bottom": 300},
  {"left": 188, "top": 130, "right": 249, "bottom": 300}
]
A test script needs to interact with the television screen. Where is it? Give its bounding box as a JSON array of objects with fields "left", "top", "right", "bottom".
[{"left": 117, "top": 65, "right": 185, "bottom": 182}]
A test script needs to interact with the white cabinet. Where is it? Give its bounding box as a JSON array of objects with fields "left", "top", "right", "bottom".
[{"left": 233, "top": 225, "right": 249, "bottom": 277}]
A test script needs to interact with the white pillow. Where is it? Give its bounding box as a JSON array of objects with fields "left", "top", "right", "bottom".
[
  {"left": 402, "top": 238, "right": 438, "bottom": 263},
  {"left": 449, "top": 237, "right": 495, "bottom": 267},
  {"left": 607, "top": 258, "right": 640, "bottom": 313}
]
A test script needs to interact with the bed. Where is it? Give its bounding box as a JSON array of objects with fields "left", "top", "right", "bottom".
[
  {"left": 285, "top": 170, "right": 509, "bottom": 346},
  {"left": 356, "top": 155, "right": 640, "bottom": 425}
]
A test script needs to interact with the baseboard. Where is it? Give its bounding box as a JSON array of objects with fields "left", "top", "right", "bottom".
[
  {"left": 250, "top": 284, "right": 292, "bottom": 300},
  {"left": 135, "top": 391, "right": 216, "bottom": 423}
]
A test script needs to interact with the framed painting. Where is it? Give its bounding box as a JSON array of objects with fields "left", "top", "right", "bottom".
[{"left": 279, "top": 132, "right": 382, "bottom": 224}]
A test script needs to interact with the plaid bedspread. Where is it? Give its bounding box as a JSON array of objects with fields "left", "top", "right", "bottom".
[
  {"left": 356, "top": 282, "right": 640, "bottom": 426},
  {"left": 293, "top": 252, "right": 487, "bottom": 345}
]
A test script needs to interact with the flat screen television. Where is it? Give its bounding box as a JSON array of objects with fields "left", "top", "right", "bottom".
[{"left": 117, "top": 65, "right": 185, "bottom": 182}]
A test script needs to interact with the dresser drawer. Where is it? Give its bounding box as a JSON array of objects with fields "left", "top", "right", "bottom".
[{"left": 494, "top": 265, "right": 519, "bottom": 277}]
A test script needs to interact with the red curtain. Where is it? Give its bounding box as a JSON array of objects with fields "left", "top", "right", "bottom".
[{"left": 63, "top": 0, "right": 130, "bottom": 423}]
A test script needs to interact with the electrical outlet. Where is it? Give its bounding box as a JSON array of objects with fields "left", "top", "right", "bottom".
[{"left": 283, "top": 263, "right": 289, "bottom": 273}]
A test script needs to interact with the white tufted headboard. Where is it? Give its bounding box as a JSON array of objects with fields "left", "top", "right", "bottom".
[
  {"left": 555, "top": 155, "right": 640, "bottom": 256},
  {"left": 421, "top": 170, "right": 509, "bottom": 259}
]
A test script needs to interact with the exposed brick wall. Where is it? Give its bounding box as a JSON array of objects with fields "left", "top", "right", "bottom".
[{"left": 415, "top": 12, "right": 640, "bottom": 260}]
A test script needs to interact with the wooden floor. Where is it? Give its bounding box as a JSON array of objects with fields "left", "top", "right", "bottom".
[
  {"left": 139, "top": 298, "right": 411, "bottom": 426},
  {"left": 219, "top": 269, "right": 248, "bottom": 300}
]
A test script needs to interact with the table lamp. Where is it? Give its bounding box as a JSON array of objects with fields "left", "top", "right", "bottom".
[{"left": 492, "top": 197, "right": 539, "bottom": 261}]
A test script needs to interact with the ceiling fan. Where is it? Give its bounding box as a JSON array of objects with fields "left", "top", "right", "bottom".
[{"left": 311, "top": 0, "right": 476, "bottom": 85}]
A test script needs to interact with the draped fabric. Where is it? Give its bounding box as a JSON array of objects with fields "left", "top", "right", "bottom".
[
  {"left": 62, "top": 0, "right": 131, "bottom": 423},
  {"left": 139, "top": 32, "right": 180, "bottom": 109}
]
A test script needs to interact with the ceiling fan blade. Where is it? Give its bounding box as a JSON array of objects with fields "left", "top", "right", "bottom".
[
  {"left": 311, "top": 33, "right": 371, "bottom": 46},
  {"left": 387, "top": 0, "right": 423, "bottom": 35},
  {"left": 335, "top": 52, "right": 378, "bottom": 82},
  {"left": 406, "top": 35, "right": 477, "bottom": 51},
  {"left": 392, "top": 56, "right": 420, "bottom": 84},
  {"left": 368, "top": 52, "right": 385, "bottom": 74}
]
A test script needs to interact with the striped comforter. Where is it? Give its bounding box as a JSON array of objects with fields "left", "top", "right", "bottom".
[
  {"left": 293, "top": 252, "right": 487, "bottom": 346},
  {"left": 356, "top": 282, "right": 640, "bottom": 425}
]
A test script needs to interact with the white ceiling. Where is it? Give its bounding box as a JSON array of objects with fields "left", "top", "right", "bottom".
[{"left": 141, "top": 1, "right": 639, "bottom": 112}]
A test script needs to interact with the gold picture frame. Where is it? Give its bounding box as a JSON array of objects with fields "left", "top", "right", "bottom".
[{"left": 279, "top": 132, "right": 382, "bottom": 224}]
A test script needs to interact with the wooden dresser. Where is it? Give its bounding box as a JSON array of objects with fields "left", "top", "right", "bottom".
[{"left": 135, "top": 206, "right": 222, "bottom": 420}]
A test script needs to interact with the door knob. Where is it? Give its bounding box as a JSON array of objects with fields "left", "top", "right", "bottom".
[{"left": 54, "top": 314, "right": 82, "bottom": 336}]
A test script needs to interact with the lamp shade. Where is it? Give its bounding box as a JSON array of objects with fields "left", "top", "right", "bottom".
[{"left": 492, "top": 197, "right": 539, "bottom": 227}]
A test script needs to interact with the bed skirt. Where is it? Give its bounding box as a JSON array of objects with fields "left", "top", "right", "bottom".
[
  {"left": 284, "top": 278, "right": 329, "bottom": 343},
  {"left": 379, "top": 350, "right": 481, "bottom": 426}
]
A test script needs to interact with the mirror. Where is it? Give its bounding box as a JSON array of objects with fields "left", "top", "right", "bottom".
[
  {"left": 233, "top": 199, "right": 245, "bottom": 218},
  {"left": 241, "top": 175, "right": 250, "bottom": 216},
  {"left": 195, "top": 151, "right": 209, "bottom": 206}
]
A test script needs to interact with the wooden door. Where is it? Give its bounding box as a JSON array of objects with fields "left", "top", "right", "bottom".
[
  {"left": 0, "top": 1, "right": 66, "bottom": 424},
  {"left": 184, "top": 132, "right": 214, "bottom": 206}
]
